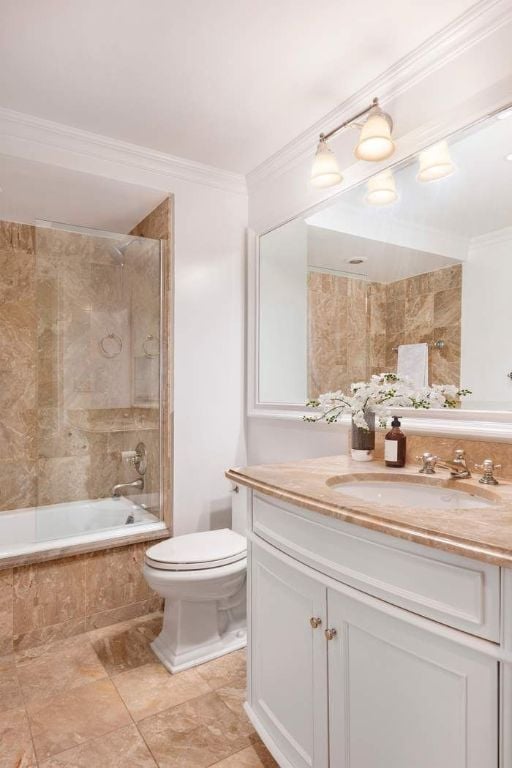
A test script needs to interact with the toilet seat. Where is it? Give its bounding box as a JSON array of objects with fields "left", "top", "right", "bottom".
[{"left": 145, "top": 528, "right": 247, "bottom": 571}]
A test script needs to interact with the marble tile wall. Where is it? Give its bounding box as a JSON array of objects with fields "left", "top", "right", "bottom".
[
  {"left": 374, "top": 432, "right": 512, "bottom": 481},
  {"left": 307, "top": 263, "right": 462, "bottom": 397},
  {"left": 307, "top": 271, "right": 369, "bottom": 398},
  {"left": 0, "top": 221, "right": 38, "bottom": 511},
  {"left": 130, "top": 197, "right": 173, "bottom": 528},
  {"left": 0, "top": 543, "right": 162, "bottom": 654},
  {"left": 0, "top": 216, "right": 164, "bottom": 512},
  {"left": 384, "top": 264, "right": 462, "bottom": 386}
]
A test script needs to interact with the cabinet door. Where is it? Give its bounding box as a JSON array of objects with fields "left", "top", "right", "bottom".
[
  {"left": 251, "top": 541, "right": 328, "bottom": 768},
  {"left": 327, "top": 586, "right": 498, "bottom": 768}
]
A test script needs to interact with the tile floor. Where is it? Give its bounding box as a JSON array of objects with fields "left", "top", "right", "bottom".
[{"left": 0, "top": 612, "right": 278, "bottom": 768}]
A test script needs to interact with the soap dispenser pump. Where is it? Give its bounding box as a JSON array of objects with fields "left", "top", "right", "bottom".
[{"left": 384, "top": 416, "right": 406, "bottom": 468}]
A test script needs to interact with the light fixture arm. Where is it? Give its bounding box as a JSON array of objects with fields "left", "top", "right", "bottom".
[{"left": 320, "top": 97, "right": 380, "bottom": 142}]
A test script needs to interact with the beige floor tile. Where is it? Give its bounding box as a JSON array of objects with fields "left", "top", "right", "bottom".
[
  {"left": 113, "top": 661, "right": 211, "bottom": 720},
  {"left": 216, "top": 680, "right": 247, "bottom": 719},
  {"left": 196, "top": 648, "right": 246, "bottom": 690},
  {"left": 38, "top": 724, "right": 157, "bottom": 767},
  {"left": 211, "top": 743, "right": 279, "bottom": 767},
  {"left": 0, "top": 655, "right": 24, "bottom": 714},
  {"left": 29, "top": 677, "right": 131, "bottom": 761},
  {"left": 16, "top": 634, "right": 107, "bottom": 713},
  {"left": 0, "top": 706, "right": 37, "bottom": 768},
  {"left": 138, "top": 690, "right": 257, "bottom": 768},
  {"left": 89, "top": 613, "right": 161, "bottom": 675}
]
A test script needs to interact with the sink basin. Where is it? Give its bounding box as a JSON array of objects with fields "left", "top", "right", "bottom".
[{"left": 331, "top": 478, "right": 498, "bottom": 509}]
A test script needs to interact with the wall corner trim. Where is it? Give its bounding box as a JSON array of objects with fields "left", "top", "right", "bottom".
[{"left": 0, "top": 107, "right": 248, "bottom": 196}]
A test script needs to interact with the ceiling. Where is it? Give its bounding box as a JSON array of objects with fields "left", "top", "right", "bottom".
[
  {"left": 0, "top": 154, "right": 165, "bottom": 233},
  {"left": 307, "top": 226, "right": 457, "bottom": 283},
  {"left": 0, "top": 0, "right": 476, "bottom": 174}
]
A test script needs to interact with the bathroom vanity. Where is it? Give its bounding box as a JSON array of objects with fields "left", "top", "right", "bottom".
[{"left": 227, "top": 456, "right": 512, "bottom": 768}]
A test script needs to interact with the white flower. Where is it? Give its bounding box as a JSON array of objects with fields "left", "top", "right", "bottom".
[{"left": 305, "top": 374, "right": 471, "bottom": 428}]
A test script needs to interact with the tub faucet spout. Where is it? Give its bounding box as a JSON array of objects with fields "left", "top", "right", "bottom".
[{"left": 112, "top": 478, "right": 144, "bottom": 498}]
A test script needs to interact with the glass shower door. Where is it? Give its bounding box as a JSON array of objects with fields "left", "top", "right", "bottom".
[{"left": 34, "top": 223, "right": 163, "bottom": 544}]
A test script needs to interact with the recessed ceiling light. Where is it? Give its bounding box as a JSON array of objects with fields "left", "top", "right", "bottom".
[
  {"left": 497, "top": 107, "right": 512, "bottom": 120},
  {"left": 346, "top": 257, "right": 367, "bottom": 265},
  {"left": 506, "top": 153, "right": 512, "bottom": 161}
]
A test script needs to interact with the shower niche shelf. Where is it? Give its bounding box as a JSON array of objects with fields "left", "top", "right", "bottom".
[{"left": 67, "top": 408, "right": 159, "bottom": 434}]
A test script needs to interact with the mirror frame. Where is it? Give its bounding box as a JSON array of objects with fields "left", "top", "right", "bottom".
[{"left": 248, "top": 105, "right": 512, "bottom": 440}]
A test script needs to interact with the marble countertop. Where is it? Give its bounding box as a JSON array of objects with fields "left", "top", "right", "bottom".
[{"left": 226, "top": 455, "right": 512, "bottom": 567}]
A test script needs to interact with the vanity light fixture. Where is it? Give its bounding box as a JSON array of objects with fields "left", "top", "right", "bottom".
[
  {"left": 365, "top": 169, "right": 398, "bottom": 206},
  {"left": 311, "top": 139, "right": 343, "bottom": 188},
  {"left": 417, "top": 140, "right": 456, "bottom": 182},
  {"left": 311, "top": 97, "right": 395, "bottom": 189}
]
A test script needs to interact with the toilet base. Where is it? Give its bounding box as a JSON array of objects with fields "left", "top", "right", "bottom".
[{"left": 151, "top": 626, "right": 247, "bottom": 674}]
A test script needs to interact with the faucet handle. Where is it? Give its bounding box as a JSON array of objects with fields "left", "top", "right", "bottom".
[
  {"left": 416, "top": 452, "right": 437, "bottom": 474},
  {"left": 474, "top": 458, "right": 501, "bottom": 485}
]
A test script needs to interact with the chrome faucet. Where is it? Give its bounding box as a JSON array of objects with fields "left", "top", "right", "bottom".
[
  {"left": 112, "top": 478, "right": 144, "bottom": 498},
  {"left": 417, "top": 449, "right": 471, "bottom": 479}
]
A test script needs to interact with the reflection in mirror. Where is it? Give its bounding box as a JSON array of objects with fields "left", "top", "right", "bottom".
[{"left": 258, "top": 106, "right": 512, "bottom": 411}]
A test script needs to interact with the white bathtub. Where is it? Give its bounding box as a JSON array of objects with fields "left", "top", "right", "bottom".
[{"left": 0, "top": 495, "right": 166, "bottom": 559}]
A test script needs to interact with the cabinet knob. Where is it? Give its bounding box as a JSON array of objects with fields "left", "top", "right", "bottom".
[
  {"left": 325, "top": 628, "right": 337, "bottom": 641},
  {"left": 310, "top": 617, "right": 322, "bottom": 629}
]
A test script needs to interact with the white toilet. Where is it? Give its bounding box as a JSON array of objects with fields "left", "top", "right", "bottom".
[{"left": 143, "top": 526, "right": 247, "bottom": 673}]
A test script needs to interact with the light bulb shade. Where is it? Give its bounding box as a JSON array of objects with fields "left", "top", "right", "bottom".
[
  {"left": 311, "top": 138, "right": 343, "bottom": 188},
  {"left": 417, "top": 140, "right": 455, "bottom": 182},
  {"left": 365, "top": 170, "right": 397, "bottom": 206},
  {"left": 355, "top": 107, "right": 395, "bottom": 162}
]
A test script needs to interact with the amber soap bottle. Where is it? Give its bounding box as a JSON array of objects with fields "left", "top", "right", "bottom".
[{"left": 384, "top": 416, "right": 406, "bottom": 468}]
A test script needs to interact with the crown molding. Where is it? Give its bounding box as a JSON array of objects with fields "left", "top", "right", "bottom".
[
  {"left": 0, "top": 107, "right": 247, "bottom": 196},
  {"left": 247, "top": 0, "right": 512, "bottom": 188},
  {"left": 469, "top": 225, "right": 512, "bottom": 256}
]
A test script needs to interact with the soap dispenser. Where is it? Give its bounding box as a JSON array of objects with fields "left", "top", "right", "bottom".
[{"left": 384, "top": 416, "right": 406, "bottom": 468}]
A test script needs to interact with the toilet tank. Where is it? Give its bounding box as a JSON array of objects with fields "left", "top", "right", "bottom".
[{"left": 231, "top": 484, "right": 250, "bottom": 536}]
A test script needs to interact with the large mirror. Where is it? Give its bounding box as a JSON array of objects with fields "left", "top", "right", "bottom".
[{"left": 258, "top": 106, "right": 512, "bottom": 412}]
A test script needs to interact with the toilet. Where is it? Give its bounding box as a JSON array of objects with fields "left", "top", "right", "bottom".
[{"left": 143, "top": 526, "right": 247, "bottom": 673}]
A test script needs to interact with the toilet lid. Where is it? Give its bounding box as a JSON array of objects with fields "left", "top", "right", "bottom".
[{"left": 145, "top": 529, "right": 247, "bottom": 571}]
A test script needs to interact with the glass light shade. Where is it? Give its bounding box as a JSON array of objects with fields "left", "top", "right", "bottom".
[
  {"left": 417, "top": 140, "right": 455, "bottom": 182},
  {"left": 355, "top": 108, "right": 395, "bottom": 162},
  {"left": 365, "top": 170, "right": 397, "bottom": 206},
  {"left": 311, "top": 139, "right": 343, "bottom": 188}
]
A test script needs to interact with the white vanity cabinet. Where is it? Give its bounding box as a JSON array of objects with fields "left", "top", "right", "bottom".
[
  {"left": 245, "top": 491, "right": 502, "bottom": 768},
  {"left": 327, "top": 587, "right": 497, "bottom": 768},
  {"left": 251, "top": 543, "right": 328, "bottom": 768}
]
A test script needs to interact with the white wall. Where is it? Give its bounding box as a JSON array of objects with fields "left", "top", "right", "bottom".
[
  {"left": 172, "top": 182, "right": 247, "bottom": 535},
  {"left": 259, "top": 218, "right": 308, "bottom": 404},
  {"left": 248, "top": 418, "right": 349, "bottom": 465},
  {"left": 461, "top": 230, "right": 512, "bottom": 409}
]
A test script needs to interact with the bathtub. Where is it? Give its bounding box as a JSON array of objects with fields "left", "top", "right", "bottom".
[{"left": 0, "top": 495, "right": 166, "bottom": 560}]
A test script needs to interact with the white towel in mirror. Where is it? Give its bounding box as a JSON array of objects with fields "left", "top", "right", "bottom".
[{"left": 397, "top": 343, "right": 428, "bottom": 388}]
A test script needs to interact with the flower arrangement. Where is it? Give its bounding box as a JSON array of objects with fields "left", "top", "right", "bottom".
[{"left": 305, "top": 373, "right": 471, "bottom": 430}]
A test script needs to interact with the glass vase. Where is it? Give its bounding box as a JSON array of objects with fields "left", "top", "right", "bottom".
[{"left": 351, "top": 411, "right": 376, "bottom": 462}]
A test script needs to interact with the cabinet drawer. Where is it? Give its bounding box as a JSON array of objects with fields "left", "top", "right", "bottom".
[{"left": 253, "top": 493, "right": 500, "bottom": 642}]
